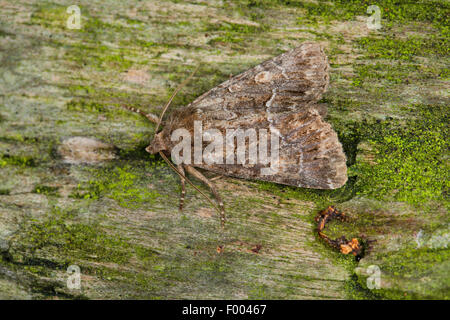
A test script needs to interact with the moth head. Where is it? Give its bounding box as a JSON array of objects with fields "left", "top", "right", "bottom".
[
  {"left": 146, "top": 132, "right": 167, "bottom": 154},
  {"left": 145, "top": 67, "right": 199, "bottom": 155}
]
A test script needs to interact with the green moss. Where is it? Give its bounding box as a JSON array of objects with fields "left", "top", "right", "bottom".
[
  {"left": 134, "top": 246, "right": 160, "bottom": 263},
  {"left": 351, "top": 60, "right": 448, "bottom": 89},
  {"left": 61, "top": 84, "right": 158, "bottom": 119},
  {"left": 32, "top": 185, "right": 59, "bottom": 196},
  {"left": 29, "top": 5, "right": 69, "bottom": 30},
  {"left": 344, "top": 274, "right": 382, "bottom": 300},
  {"left": 64, "top": 98, "right": 152, "bottom": 127},
  {"left": 82, "top": 15, "right": 137, "bottom": 36},
  {"left": 352, "top": 62, "right": 419, "bottom": 87},
  {"left": 118, "top": 142, "right": 155, "bottom": 161},
  {"left": 369, "top": 247, "right": 450, "bottom": 299},
  {"left": 256, "top": 177, "right": 357, "bottom": 208},
  {"left": 248, "top": 0, "right": 449, "bottom": 27},
  {"left": 62, "top": 41, "right": 135, "bottom": 71},
  {"left": 65, "top": 84, "right": 96, "bottom": 96},
  {"left": 66, "top": 99, "right": 106, "bottom": 113},
  {"left": 23, "top": 265, "right": 52, "bottom": 277},
  {"left": 0, "top": 188, "right": 11, "bottom": 195},
  {"left": 247, "top": 284, "right": 269, "bottom": 299},
  {"left": 202, "top": 20, "right": 269, "bottom": 47},
  {"left": 0, "top": 28, "right": 14, "bottom": 38},
  {"left": 204, "top": 21, "right": 268, "bottom": 34},
  {"left": 357, "top": 35, "right": 448, "bottom": 61},
  {"left": 351, "top": 105, "right": 449, "bottom": 205},
  {"left": 438, "top": 67, "right": 450, "bottom": 79},
  {"left": 115, "top": 15, "right": 146, "bottom": 29},
  {"left": 380, "top": 247, "right": 449, "bottom": 276},
  {"left": 70, "top": 164, "right": 163, "bottom": 208},
  {"left": 0, "top": 154, "right": 36, "bottom": 167},
  {"left": 0, "top": 133, "right": 26, "bottom": 143},
  {"left": 18, "top": 206, "right": 131, "bottom": 264}
]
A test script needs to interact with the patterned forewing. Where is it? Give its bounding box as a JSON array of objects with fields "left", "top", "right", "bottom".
[
  {"left": 190, "top": 42, "right": 329, "bottom": 118},
  {"left": 164, "top": 43, "right": 347, "bottom": 189},
  {"left": 185, "top": 108, "right": 347, "bottom": 189}
]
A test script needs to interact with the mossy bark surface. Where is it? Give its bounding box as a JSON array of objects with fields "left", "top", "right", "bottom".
[{"left": 0, "top": 0, "right": 448, "bottom": 299}]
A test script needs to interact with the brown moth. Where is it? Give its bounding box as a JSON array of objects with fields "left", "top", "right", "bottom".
[{"left": 124, "top": 42, "right": 347, "bottom": 226}]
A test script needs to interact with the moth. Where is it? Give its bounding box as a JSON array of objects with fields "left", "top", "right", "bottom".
[{"left": 123, "top": 42, "right": 347, "bottom": 226}]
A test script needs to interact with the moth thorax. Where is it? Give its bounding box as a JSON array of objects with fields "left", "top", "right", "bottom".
[{"left": 146, "top": 132, "right": 167, "bottom": 154}]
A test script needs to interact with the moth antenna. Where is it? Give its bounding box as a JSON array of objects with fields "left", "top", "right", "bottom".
[
  {"left": 155, "top": 64, "right": 200, "bottom": 134},
  {"left": 121, "top": 105, "right": 159, "bottom": 124},
  {"left": 158, "top": 151, "right": 223, "bottom": 223}
]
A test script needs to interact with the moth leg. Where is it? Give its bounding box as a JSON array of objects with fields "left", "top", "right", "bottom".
[
  {"left": 121, "top": 105, "right": 159, "bottom": 124},
  {"left": 177, "top": 164, "right": 186, "bottom": 212},
  {"left": 184, "top": 165, "right": 226, "bottom": 227}
]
